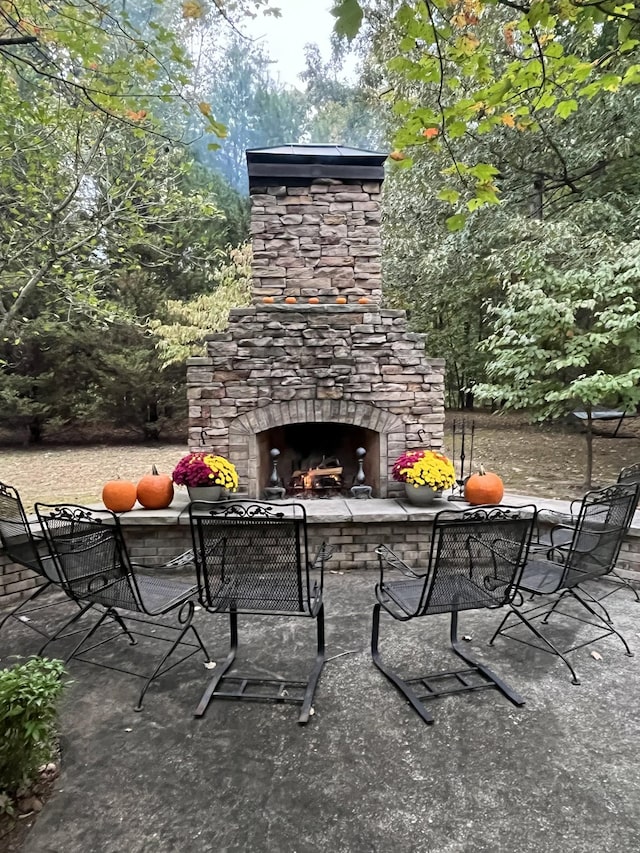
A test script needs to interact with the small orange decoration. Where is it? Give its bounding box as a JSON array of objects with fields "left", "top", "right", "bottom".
[
  {"left": 263, "top": 296, "right": 274, "bottom": 303},
  {"left": 308, "top": 297, "right": 320, "bottom": 304},
  {"left": 102, "top": 478, "right": 137, "bottom": 512},
  {"left": 285, "top": 296, "right": 297, "bottom": 304},
  {"left": 464, "top": 465, "right": 504, "bottom": 505},
  {"left": 335, "top": 296, "right": 347, "bottom": 304},
  {"left": 136, "top": 465, "right": 174, "bottom": 510},
  {"left": 358, "top": 297, "right": 369, "bottom": 304}
]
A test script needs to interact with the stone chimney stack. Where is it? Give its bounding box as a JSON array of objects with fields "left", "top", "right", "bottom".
[
  {"left": 247, "top": 145, "right": 387, "bottom": 305},
  {"left": 186, "top": 144, "right": 445, "bottom": 498}
]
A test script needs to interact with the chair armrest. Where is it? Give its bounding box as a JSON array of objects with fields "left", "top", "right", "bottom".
[
  {"left": 310, "top": 542, "right": 335, "bottom": 570},
  {"left": 131, "top": 549, "right": 195, "bottom": 572},
  {"left": 467, "top": 535, "right": 522, "bottom": 591},
  {"left": 535, "top": 510, "right": 576, "bottom": 542},
  {"left": 374, "top": 545, "right": 421, "bottom": 579}
]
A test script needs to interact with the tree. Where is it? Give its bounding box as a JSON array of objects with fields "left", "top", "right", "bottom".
[
  {"left": 332, "top": 0, "right": 640, "bottom": 224},
  {"left": 472, "top": 232, "right": 640, "bottom": 486},
  {"left": 151, "top": 244, "right": 252, "bottom": 366}
]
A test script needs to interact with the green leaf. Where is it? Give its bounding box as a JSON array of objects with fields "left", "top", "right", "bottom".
[
  {"left": 446, "top": 213, "right": 467, "bottom": 231},
  {"left": 331, "top": 0, "right": 363, "bottom": 40},
  {"left": 447, "top": 120, "right": 467, "bottom": 138},
  {"left": 437, "top": 187, "right": 461, "bottom": 203},
  {"left": 555, "top": 99, "right": 578, "bottom": 119}
]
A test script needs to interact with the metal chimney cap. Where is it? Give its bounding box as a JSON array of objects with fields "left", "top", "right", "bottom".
[{"left": 246, "top": 144, "right": 387, "bottom": 187}]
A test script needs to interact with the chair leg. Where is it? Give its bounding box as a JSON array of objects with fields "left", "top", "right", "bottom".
[
  {"left": 490, "top": 605, "right": 581, "bottom": 685},
  {"left": 61, "top": 608, "right": 114, "bottom": 664},
  {"left": 298, "top": 603, "right": 325, "bottom": 726},
  {"left": 37, "top": 600, "right": 96, "bottom": 656},
  {"left": 572, "top": 586, "right": 613, "bottom": 624},
  {"left": 592, "top": 570, "right": 640, "bottom": 605},
  {"left": 566, "top": 588, "right": 634, "bottom": 658},
  {"left": 108, "top": 609, "right": 137, "bottom": 646},
  {"left": 0, "top": 581, "right": 53, "bottom": 635},
  {"left": 371, "top": 603, "right": 434, "bottom": 725},
  {"left": 194, "top": 608, "right": 238, "bottom": 719},
  {"left": 135, "top": 601, "right": 211, "bottom": 712},
  {"left": 449, "top": 611, "right": 524, "bottom": 707}
]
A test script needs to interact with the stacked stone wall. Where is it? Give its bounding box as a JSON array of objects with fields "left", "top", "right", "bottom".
[
  {"left": 250, "top": 180, "right": 383, "bottom": 303},
  {"left": 188, "top": 305, "right": 445, "bottom": 497}
]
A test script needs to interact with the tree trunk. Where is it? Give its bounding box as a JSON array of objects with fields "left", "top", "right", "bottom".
[{"left": 584, "top": 415, "right": 593, "bottom": 488}]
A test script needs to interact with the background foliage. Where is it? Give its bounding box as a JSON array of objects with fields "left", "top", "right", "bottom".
[{"left": 1, "top": 0, "right": 638, "bottom": 467}]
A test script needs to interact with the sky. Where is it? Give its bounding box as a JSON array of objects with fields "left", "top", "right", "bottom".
[{"left": 243, "top": 0, "right": 344, "bottom": 87}]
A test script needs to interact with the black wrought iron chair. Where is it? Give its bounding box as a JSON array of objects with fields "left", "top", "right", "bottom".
[
  {"left": 372, "top": 505, "right": 537, "bottom": 725},
  {"left": 490, "top": 482, "right": 639, "bottom": 684},
  {"left": 35, "top": 503, "right": 211, "bottom": 711},
  {"left": 0, "top": 481, "right": 94, "bottom": 643},
  {"left": 188, "top": 499, "right": 333, "bottom": 724}
]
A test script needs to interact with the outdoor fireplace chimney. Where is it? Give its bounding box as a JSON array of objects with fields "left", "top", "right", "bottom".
[{"left": 186, "top": 144, "right": 445, "bottom": 498}]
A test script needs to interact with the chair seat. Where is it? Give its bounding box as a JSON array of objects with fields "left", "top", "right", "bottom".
[
  {"left": 383, "top": 574, "right": 498, "bottom": 616},
  {"left": 135, "top": 574, "right": 198, "bottom": 615},
  {"left": 517, "top": 557, "right": 566, "bottom": 594}
]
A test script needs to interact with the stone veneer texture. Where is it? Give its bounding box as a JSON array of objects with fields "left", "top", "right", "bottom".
[
  {"left": 250, "top": 180, "right": 383, "bottom": 303},
  {"left": 187, "top": 304, "right": 446, "bottom": 498}
]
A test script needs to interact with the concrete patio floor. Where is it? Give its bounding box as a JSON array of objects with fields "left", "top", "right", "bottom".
[{"left": 3, "top": 570, "right": 640, "bottom": 853}]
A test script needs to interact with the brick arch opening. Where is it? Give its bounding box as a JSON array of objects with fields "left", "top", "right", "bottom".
[{"left": 229, "top": 400, "right": 405, "bottom": 498}]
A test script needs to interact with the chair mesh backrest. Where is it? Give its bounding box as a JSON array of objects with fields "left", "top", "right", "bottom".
[
  {"left": 618, "top": 464, "right": 640, "bottom": 510},
  {"left": 0, "top": 481, "right": 50, "bottom": 577},
  {"left": 35, "top": 504, "right": 141, "bottom": 611},
  {"left": 419, "top": 506, "right": 536, "bottom": 616},
  {"left": 189, "top": 501, "right": 312, "bottom": 614},
  {"left": 562, "top": 483, "right": 639, "bottom": 588}
]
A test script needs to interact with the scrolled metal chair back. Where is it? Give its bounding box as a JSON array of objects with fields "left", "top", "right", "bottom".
[
  {"left": 189, "top": 500, "right": 313, "bottom": 614},
  {"left": 0, "top": 481, "right": 51, "bottom": 575},
  {"left": 35, "top": 504, "right": 141, "bottom": 611},
  {"left": 562, "top": 483, "right": 639, "bottom": 588},
  {"left": 419, "top": 506, "right": 536, "bottom": 617}
]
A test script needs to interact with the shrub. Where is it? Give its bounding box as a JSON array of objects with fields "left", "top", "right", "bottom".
[{"left": 0, "top": 657, "right": 66, "bottom": 797}]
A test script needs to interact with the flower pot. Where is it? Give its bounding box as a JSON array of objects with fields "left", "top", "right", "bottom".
[
  {"left": 187, "top": 485, "right": 225, "bottom": 502},
  {"left": 404, "top": 483, "right": 443, "bottom": 506}
]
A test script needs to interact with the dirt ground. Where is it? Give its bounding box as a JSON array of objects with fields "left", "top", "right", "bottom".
[{"left": 0, "top": 410, "right": 638, "bottom": 512}]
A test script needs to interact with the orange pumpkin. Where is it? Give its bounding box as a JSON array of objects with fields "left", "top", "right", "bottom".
[
  {"left": 102, "top": 478, "right": 137, "bottom": 513},
  {"left": 335, "top": 296, "right": 347, "bottom": 304},
  {"left": 308, "top": 297, "right": 320, "bottom": 304},
  {"left": 136, "top": 465, "right": 174, "bottom": 509},
  {"left": 285, "top": 296, "right": 297, "bottom": 304},
  {"left": 263, "top": 296, "right": 274, "bottom": 303},
  {"left": 464, "top": 465, "right": 504, "bottom": 505},
  {"left": 358, "top": 297, "right": 369, "bottom": 304}
]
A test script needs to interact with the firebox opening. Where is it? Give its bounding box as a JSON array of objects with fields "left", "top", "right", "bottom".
[{"left": 258, "top": 422, "right": 380, "bottom": 498}]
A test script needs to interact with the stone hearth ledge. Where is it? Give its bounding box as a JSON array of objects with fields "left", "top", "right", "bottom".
[{"left": 110, "top": 490, "right": 640, "bottom": 532}]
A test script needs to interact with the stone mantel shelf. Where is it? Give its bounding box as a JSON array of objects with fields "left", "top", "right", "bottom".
[{"left": 86, "top": 491, "right": 640, "bottom": 537}]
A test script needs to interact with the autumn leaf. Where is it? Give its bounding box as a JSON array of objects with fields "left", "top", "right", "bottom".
[
  {"left": 422, "top": 127, "right": 439, "bottom": 139},
  {"left": 126, "top": 109, "right": 147, "bottom": 121},
  {"left": 501, "top": 113, "right": 515, "bottom": 127},
  {"left": 457, "top": 34, "right": 480, "bottom": 55},
  {"left": 503, "top": 25, "right": 515, "bottom": 47},
  {"left": 389, "top": 149, "right": 406, "bottom": 161},
  {"left": 198, "top": 101, "right": 212, "bottom": 117},
  {"left": 182, "top": 0, "right": 204, "bottom": 19}
]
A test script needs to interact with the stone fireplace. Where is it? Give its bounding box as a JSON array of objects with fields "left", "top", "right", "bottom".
[{"left": 187, "top": 144, "right": 445, "bottom": 498}]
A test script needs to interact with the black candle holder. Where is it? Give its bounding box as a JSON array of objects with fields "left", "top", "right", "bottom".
[
  {"left": 263, "top": 448, "right": 285, "bottom": 500},
  {"left": 350, "top": 447, "right": 372, "bottom": 499}
]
